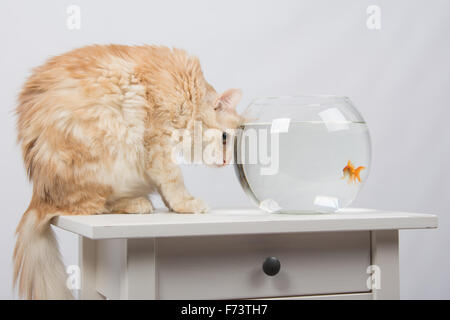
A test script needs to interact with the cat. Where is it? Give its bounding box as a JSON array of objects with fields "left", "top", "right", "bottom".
[{"left": 13, "top": 45, "right": 244, "bottom": 299}]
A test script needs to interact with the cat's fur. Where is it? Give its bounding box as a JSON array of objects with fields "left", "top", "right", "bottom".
[{"left": 14, "top": 45, "right": 244, "bottom": 299}]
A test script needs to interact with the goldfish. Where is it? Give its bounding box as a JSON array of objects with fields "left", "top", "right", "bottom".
[{"left": 342, "top": 160, "right": 365, "bottom": 184}]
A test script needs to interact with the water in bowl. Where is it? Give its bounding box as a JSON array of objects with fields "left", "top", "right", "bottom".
[{"left": 234, "top": 121, "right": 371, "bottom": 213}]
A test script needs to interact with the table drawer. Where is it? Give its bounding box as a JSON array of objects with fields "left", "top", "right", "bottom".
[{"left": 157, "top": 231, "right": 371, "bottom": 299}]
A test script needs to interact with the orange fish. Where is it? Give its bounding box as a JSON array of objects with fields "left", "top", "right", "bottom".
[{"left": 342, "top": 160, "right": 365, "bottom": 184}]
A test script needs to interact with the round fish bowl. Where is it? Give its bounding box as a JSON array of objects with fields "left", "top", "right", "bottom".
[{"left": 234, "top": 95, "right": 371, "bottom": 214}]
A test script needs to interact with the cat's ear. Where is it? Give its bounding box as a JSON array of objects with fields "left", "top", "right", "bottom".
[{"left": 214, "top": 89, "right": 242, "bottom": 112}]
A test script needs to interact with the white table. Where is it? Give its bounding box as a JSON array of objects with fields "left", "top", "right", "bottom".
[{"left": 52, "top": 208, "right": 437, "bottom": 300}]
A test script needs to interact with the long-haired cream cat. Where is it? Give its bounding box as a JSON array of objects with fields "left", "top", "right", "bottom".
[{"left": 14, "top": 45, "right": 243, "bottom": 299}]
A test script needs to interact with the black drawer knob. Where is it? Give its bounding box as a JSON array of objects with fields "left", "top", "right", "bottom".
[{"left": 262, "top": 256, "right": 281, "bottom": 276}]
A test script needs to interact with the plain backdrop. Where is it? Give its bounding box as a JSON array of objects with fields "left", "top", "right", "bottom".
[{"left": 0, "top": 0, "right": 449, "bottom": 299}]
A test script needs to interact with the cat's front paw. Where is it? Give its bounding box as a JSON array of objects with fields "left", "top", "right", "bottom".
[
  {"left": 172, "top": 198, "right": 209, "bottom": 214},
  {"left": 108, "top": 197, "right": 153, "bottom": 214}
]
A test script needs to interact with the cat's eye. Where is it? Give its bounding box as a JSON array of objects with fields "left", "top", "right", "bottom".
[{"left": 214, "top": 101, "right": 223, "bottom": 111}]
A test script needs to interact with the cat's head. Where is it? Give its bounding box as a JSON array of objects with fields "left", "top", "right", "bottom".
[{"left": 189, "top": 87, "right": 244, "bottom": 167}]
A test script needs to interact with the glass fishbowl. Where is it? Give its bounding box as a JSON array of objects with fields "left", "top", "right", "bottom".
[{"left": 234, "top": 95, "right": 371, "bottom": 214}]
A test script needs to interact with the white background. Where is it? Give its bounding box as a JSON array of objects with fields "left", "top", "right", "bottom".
[{"left": 0, "top": 0, "right": 449, "bottom": 299}]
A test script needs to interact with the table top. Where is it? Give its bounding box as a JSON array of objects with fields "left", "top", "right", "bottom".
[{"left": 51, "top": 207, "right": 438, "bottom": 239}]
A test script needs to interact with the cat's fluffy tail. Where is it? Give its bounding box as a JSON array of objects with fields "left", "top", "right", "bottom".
[{"left": 13, "top": 208, "right": 73, "bottom": 299}]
